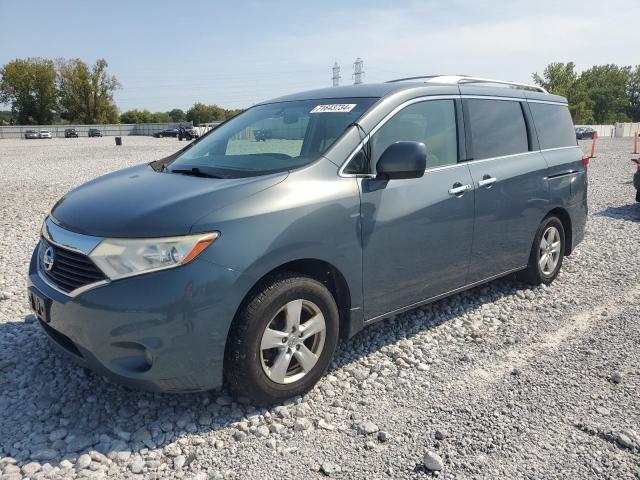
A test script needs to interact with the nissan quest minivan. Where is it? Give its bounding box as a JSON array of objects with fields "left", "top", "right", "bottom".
[{"left": 28, "top": 76, "right": 587, "bottom": 402}]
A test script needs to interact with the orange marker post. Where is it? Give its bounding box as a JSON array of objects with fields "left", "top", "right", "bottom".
[
  {"left": 589, "top": 131, "right": 598, "bottom": 159},
  {"left": 633, "top": 131, "right": 638, "bottom": 155}
]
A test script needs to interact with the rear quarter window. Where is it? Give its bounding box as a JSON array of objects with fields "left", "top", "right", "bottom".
[{"left": 529, "top": 102, "right": 576, "bottom": 149}]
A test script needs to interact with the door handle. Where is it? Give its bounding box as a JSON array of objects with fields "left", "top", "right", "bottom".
[
  {"left": 448, "top": 183, "right": 472, "bottom": 195},
  {"left": 478, "top": 176, "right": 497, "bottom": 187}
]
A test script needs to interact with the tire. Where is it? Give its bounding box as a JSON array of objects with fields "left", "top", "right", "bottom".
[
  {"left": 224, "top": 272, "right": 339, "bottom": 404},
  {"left": 158, "top": 134, "right": 163, "bottom": 138},
  {"left": 518, "top": 216, "right": 565, "bottom": 286}
]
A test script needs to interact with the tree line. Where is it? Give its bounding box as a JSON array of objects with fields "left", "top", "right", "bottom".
[
  {"left": 0, "top": 57, "right": 243, "bottom": 126},
  {"left": 119, "top": 103, "right": 243, "bottom": 126},
  {"left": 533, "top": 63, "right": 640, "bottom": 124},
  {"left": 6, "top": 57, "right": 637, "bottom": 127}
]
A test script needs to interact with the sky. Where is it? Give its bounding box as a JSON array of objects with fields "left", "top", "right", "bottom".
[{"left": 1, "top": 0, "right": 639, "bottom": 112}]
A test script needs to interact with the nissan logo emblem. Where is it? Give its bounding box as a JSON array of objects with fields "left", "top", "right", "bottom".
[{"left": 42, "top": 246, "right": 55, "bottom": 272}]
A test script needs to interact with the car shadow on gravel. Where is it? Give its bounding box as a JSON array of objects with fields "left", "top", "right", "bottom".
[
  {"left": 0, "top": 276, "right": 527, "bottom": 468},
  {"left": 330, "top": 276, "right": 523, "bottom": 373},
  {"left": 595, "top": 204, "right": 640, "bottom": 222}
]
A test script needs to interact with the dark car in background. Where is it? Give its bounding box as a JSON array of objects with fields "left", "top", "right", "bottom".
[
  {"left": 254, "top": 129, "right": 272, "bottom": 141},
  {"left": 178, "top": 126, "right": 199, "bottom": 141},
  {"left": 27, "top": 75, "right": 587, "bottom": 403},
  {"left": 153, "top": 128, "right": 179, "bottom": 138},
  {"left": 575, "top": 127, "right": 596, "bottom": 140},
  {"left": 88, "top": 128, "right": 102, "bottom": 137},
  {"left": 65, "top": 128, "right": 79, "bottom": 138},
  {"left": 24, "top": 130, "right": 39, "bottom": 139}
]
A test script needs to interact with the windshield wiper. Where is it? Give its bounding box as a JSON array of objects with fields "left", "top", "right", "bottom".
[{"left": 169, "top": 167, "right": 226, "bottom": 179}]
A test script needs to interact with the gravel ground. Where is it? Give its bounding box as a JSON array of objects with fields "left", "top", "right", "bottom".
[{"left": 0, "top": 136, "right": 639, "bottom": 479}]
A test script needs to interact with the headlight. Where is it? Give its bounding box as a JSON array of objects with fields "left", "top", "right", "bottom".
[{"left": 89, "top": 232, "right": 219, "bottom": 280}]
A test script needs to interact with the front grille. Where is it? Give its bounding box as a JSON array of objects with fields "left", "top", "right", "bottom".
[{"left": 40, "top": 239, "right": 107, "bottom": 293}]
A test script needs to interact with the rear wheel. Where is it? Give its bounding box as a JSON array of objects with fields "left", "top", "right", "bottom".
[
  {"left": 224, "top": 273, "right": 339, "bottom": 404},
  {"left": 519, "top": 216, "right": 565, "bottom": 285}
]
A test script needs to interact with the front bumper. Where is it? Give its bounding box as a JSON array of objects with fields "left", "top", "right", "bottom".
[{"left": 28, "top": 246, "right": 244, "bottom": 393}]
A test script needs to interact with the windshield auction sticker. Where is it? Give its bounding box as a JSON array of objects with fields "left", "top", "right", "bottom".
[{"left": 310, "top": 104, "right": 356, "bottom": 113}]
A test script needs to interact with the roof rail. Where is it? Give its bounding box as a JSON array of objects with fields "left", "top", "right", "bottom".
[{"left": 386, "top": 75, "right": 548, "bottom": 94}]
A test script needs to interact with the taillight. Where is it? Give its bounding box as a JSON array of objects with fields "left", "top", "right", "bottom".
[{"left": 581, "top": 155, "right": 589, "bottom": 168}]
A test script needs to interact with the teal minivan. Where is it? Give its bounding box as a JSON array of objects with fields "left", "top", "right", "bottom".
[{"left": 28, "top": 76, "right": 587, "bottom": 403}]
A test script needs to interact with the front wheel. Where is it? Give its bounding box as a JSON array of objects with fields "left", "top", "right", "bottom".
[
  {"left": 519, "top": 216, "right": 565, "bottom": 285},
  {"left": 224, "top": 273, "right": 339, "bottom": 404}
]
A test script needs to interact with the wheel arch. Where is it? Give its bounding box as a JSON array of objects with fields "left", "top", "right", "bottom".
[
  {"left": 232, "top": 258, "right": 356, "bottom": 342},
  {"left": 545, "top": 207, "right": 573, "bottom": 255}
]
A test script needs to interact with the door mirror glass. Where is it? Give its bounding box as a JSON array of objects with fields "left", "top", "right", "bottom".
[{"left": 376, "top": 141, "right": 427, "bottom": 180}]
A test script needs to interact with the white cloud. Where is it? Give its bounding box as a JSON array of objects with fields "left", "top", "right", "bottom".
[{"left": 257, "top": 0, "right": 640, "bottom": 86}]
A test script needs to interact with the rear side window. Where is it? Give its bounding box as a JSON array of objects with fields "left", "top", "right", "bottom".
[
  {"left": 529, "top": 103, "right": 576, "bottom": 149},
  {"left": 467, "top": 99, "right": 529, "bottom": 160}
]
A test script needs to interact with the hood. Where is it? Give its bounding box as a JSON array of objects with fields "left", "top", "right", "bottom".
[{"left": 51, "top": 164, "right": 288, "bottom": 238}]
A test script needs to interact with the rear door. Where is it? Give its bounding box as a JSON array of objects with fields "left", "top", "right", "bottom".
[
  {"left": 463, "top": 97, "right": 549, "bottom": 282},
  {"left": 357, "top": 98, "right": 476, "bottom": 319}
]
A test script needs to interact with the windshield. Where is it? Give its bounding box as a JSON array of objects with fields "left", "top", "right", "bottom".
[{"left": 169, "top": 97, "right": 377, "bottom": 177}]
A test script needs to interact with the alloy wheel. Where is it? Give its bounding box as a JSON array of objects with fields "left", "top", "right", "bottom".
[
  {"left": 259, "top": 299, "right": 326, "bottom": 384},
  {"left": 539, "top": 225, "right": 562, "bottom": 275}
]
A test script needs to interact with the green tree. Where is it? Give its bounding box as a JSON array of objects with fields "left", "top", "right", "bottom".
[
  {"left": 168, "top": 108, "right": 185, "bottom": 122},
  {"left": 627, "top": 65, "right": 640, "bottom": 122},
  {"left": 0, "top": 58, "right": 57, "bottom": 124},
  {"left": 186, "top": 103, "right": 226, "bottom": 125},
  {"left": 532, "top": 62, "right": 578, "bottom": 97},
  {"left": 0, "top": 110, "right": 13, "bottom": 125},
  {"left": 152, "top": 111, "right": 171, "bottom": 123},
  {"left": 120, "top": 109, "right": 174, "bottom": 123},
  {"left": 533, "top": 62, "right": 592, "bottom": 123},
  {"left": 57, "top": 58, "right": 120, "bottom": 124},
  {"left": 579, "top": 64, "right": 630, "bottom": 124},
  {"left": 120, "top": 109, "right": 151, "bottom": 123},
  {"left": 225, "top": 108, "right": 244, "bottom": 119}
]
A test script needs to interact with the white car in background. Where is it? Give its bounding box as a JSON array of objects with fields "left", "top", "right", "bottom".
[{"left": 39, "top": 130, "right": 52, "bottom": 139}]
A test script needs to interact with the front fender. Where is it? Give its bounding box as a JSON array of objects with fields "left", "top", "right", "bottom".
[{"left": 193, "top": 159, "right": 364, "bottom": 310}]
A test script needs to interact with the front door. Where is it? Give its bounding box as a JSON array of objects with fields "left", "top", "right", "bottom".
[{"left": 357, "top": 98, "right": 476, "bottom": 320}]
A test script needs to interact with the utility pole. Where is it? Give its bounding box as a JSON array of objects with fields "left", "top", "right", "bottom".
[
  {"left": 332, "top": 62, "right": 341, "bottom": 87},
  {"left": 353, "top": 58, "right": 364, "bottom": 85}
]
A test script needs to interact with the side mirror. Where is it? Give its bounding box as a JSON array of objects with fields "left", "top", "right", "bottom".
[{"left": 376, "top": 141, "right": 427, "bottom": 180}]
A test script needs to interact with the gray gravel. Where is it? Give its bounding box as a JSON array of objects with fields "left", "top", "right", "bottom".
[{"left": 0, "top": 136, "right": 639, "bottom": 479}]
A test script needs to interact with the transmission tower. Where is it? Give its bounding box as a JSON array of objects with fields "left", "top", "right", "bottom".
[
  {"left": 332, "top": 62, "right": 341, "bottom": 87},
  {"left": 353, "top": 58, "right": 365, "bottom": 85}
]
